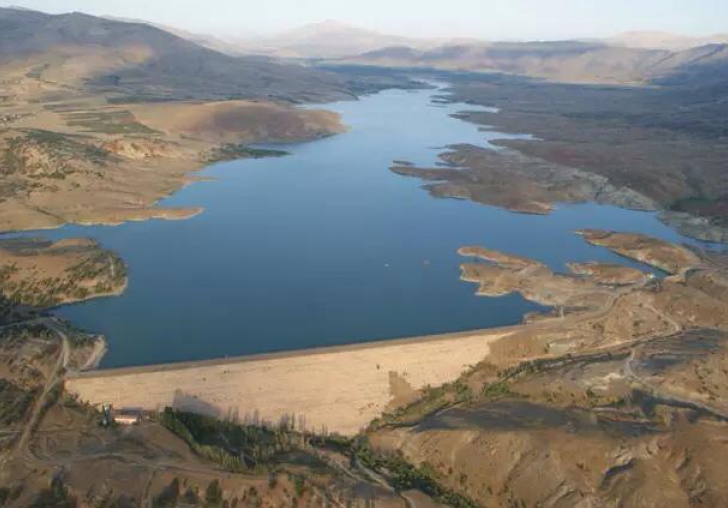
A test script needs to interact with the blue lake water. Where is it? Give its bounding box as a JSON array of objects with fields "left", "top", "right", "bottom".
[{"left": 33, "top": 84, "right": 704, "bottom": 368}]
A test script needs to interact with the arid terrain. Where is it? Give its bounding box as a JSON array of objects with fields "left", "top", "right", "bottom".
[
  {"left": 5, "top": 221, "right": 728, "bottom": 506},
  {"left": 340, "top": 39, "right": 728, "bottom": 85},
  {"left": 366, "top": 231, "right": 728, "bottom": 507},
  {"left": 0, "top": 7, "right": 419, "bottom": 233},
  {"left": 2, "top": 4, "right": 728, "bottom": 508},
  {"left": 389, "top": 70, "right": 728, "bottom": 242},
  {"left": 0, "top": 54, "right": 348, "bottom": 232}
]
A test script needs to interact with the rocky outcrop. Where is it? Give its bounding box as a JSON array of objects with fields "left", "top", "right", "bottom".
[{"left": 391, "top": 144, "right": 658, "bottom": 216}]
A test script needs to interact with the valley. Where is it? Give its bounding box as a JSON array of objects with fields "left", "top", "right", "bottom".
[{"left": 1, "top": 4, "right": 728, "bottom": 507}]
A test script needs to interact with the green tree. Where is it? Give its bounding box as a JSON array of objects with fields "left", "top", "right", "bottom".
[
  {"left": 154, "top": 478, "right": 180, "bottom": 508},
  {"left": 205, "top": 479, "right": 223, "bottom": 506}
]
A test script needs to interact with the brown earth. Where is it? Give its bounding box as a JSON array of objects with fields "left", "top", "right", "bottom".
[
  {"left": 3, "top": 8, "right": 728, "bottom": 506},
  {"left": 391, "top": 143, "right": 657, "bottom": 216},
  {"left": 13, "top": 229, "right": 727, "bottom": 507},
  {"left": 0, "top": 91, "right": 345, "bottom": 232},
  {"left": 437, "top": 73, "right": 728, "bottom": 242},
  {"left": 128, "top": 100, "right": 346, "bottom": 145},
  {"left": 0, "top": 237, "right": 127, "bottom": 317},
  {"left": 364, "top": 232, "right": 728, "bottom": 507},
  {"left": 566, "top": 262, "right": 650, "bottom": 286},
  {"left": 577, "top": 229, "right": 702, "bottom": 275},
  {"left": 342, "top": 40, "right": 728, "bottom": 86}
]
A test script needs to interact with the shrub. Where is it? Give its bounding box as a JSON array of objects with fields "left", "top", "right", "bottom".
[{"left": 153, "top": 478, "right": 180, "bottom": 508}]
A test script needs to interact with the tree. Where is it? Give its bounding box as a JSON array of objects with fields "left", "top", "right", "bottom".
[
  {"left": 205, "top": 480, "right": 223, "bottom": 506},
  {"left": 154, "top": 478, "right": 180, "bottom": 508}
]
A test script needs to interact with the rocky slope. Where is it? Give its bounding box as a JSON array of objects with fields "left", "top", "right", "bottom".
[{"left": 391, "top": 143, "right": 657, "bottom": 215}]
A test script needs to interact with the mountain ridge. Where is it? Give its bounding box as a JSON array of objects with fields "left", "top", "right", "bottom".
[
  {"left": 0, "top": 7, "right": 357, "bottom": 103},
  {"left": 340, "top": 39, "right": 728, "bottom": 85}
]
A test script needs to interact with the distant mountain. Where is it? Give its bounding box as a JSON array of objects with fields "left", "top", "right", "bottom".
[
  {"left": 653, "top": 43, "right": 728, "bottom": 86},
  {"left": 0, "top": 7, "right": 354, "bottom": 102},
  {"left": 607, "top": 31, "right": 728, "bottom": 51},
  {"left": 342, "top": 39, "right": 728, "bottom": 85},
  {"left": 101, "top": 15, "right": 255, "bottom": 56},
  {"left": 344, "top": 41, "right": 667, "bottom": 84},
  {"left": 230, "top": 20, "right": 414, "bottom": 58},
  {"left": 5, "top": 7, "right": 724, "bottom": 91},
  {"left": 228, "top": 20, "right": 473, "bottom": 59}
]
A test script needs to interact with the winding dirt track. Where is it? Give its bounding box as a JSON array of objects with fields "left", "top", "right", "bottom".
[{"left": 14, "top": 318, "right": 69, "bottom": 455}]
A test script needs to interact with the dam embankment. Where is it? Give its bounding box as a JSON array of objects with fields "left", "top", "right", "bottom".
[{"left": 66, "top": 328, "right": 508, "bottom": 435}]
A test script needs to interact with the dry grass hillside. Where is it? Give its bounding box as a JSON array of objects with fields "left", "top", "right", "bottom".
[
  {"left": 0, "top": 8, "right": 358, "bottom": 103},
  {"left": 130, "top": 100, "right": 345, "bottom": 144},
  {"left": 0, "top": 99, "right": 342, "bottom": 232},
  {"left": 0, "top": 7, "right": 370, "bottom": 233},
  {"left": 2, "top": 7, "right": 728, "bottom": 507}
]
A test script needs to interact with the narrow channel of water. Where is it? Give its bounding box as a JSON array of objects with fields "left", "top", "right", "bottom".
[{"left": 32, "top": 84, "right": 703, "bottom": 368}]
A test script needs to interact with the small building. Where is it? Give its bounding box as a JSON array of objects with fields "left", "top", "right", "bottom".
[
  {"left": 112, "top": 408, "right": 145, "bottom": 426},
  {"left": 114, "top": 414, "right": 139, "bottom": 425}
]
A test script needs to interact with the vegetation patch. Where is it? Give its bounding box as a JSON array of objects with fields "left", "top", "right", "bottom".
[
  {"left": 30, "top": 476, "right": 77, "bottom": 508},
  {"left": 159, "top": 408, "right": 316, "bottom": 472},
  {"left": 482, "top": 380, "right": 521, "bottom": 399},
  {"left": 25, "top": 63, "right": 49, "bottom": 80},
  {"left": 0, "top": 378, "right": 37, "bottom": 426},
  {"left": 2, "top": 129, "right": 110, "bottom": 179},
  {"left": 354, "top": 439, "right": 479, "bottom": 508},
  {"left": 0, "top": 245, "right": 126, "bottom": 308},
  {"left": 372, "top": 379, "right": 473, "bottom": 428},
  {"left": 63, "top": 109, "right": 158, "bottom": 135},
  {"left": 205, "top": 144, "right": 289, "bottom": 163},
  {"left": 0, "top": 485, "right": 23, "bottom": 505}
]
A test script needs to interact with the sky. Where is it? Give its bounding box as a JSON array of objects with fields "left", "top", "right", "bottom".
[{"left": 1, "top": 0, "right": 727, "bottom": 40}]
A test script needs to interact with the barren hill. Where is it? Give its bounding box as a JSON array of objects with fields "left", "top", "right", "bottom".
[
  {"left": 0, "top": 7, "right": 355, "bottom": 102},
  {"left": 236, "top": 20, "right": 415, "bottom": 58},
  {"left": 607, "top": 30, "right": 728, "bottom": 51},
  {"left": 344, "top": 39, "right": 728, "bottom": 85}
]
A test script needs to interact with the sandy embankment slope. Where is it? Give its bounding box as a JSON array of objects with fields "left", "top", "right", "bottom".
[{"left": 66, "top": 329, "right": 508, "bottom": 435}]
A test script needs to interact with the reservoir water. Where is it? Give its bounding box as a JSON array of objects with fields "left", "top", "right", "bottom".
[{"left": 39, "top": 84, "right": 702, "bottom": 367}]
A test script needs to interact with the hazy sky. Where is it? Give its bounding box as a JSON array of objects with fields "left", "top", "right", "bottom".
[{"left": 2, "top": 0, "right": 726, "bottom": 40}]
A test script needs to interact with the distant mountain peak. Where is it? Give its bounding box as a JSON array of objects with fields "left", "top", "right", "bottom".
[
  {"left": 233, "top": 19, "right": 413, "bottom": 58},
  {"left": 299, "top": 19, "right": 361, "bottom": 30},
  {"left": 608, "top": 30, "right": 728, "bottom": 50},
  {"left": 5, "top": 5, "right": 38, "bottom": 11},
  {"left": 279, "top": 19, "right": 386, "bottom": 39}
]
